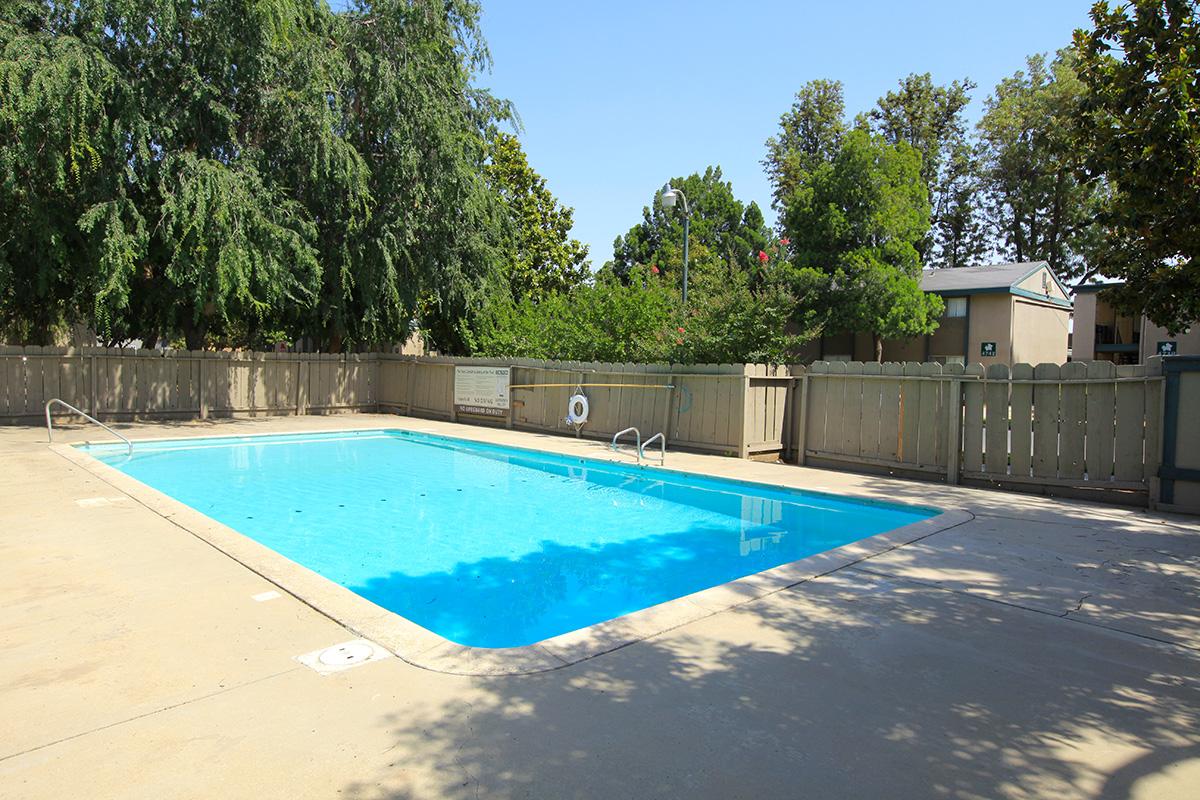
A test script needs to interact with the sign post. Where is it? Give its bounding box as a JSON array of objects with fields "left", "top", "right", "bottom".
[{"left": 454, "top": 366, "right": 511, "bottom": 418}]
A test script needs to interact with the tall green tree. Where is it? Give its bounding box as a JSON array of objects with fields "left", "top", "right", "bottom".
[
  {"left": 935, "top": 141, "right": 991, "bottom": 268},
  {"left": 470, "top": 268, "right": 676, "bottom": 362},
  {"left": 608, "top": 166, "right": 771, "bottom": 290},
  {"left": 484, "top": 133, "right": 589, "bottom": 303},
  {"left": 1074, "top": 0, "right": 1200, "bottom": 333},
  {"left": 0, "top": 0, "right": 508, "bottom": 351},
  {"left": 976, "top": 51, "right": 1102, "bottom": 277},
  {"left": 763, "top": 80, "right": 847, "bottom": 211},
  {"left": 781, "top": 129, "right": 943, "bottom": 361},
  {"left": 866, "top": 73, "right": 977, "bottom": 265}
]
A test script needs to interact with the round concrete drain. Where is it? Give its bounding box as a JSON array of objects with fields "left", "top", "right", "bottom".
[{"left": 318, "top": 641, "right": 375, "bottom": 667}]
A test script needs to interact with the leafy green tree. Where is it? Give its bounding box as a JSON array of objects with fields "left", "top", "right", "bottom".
[
  {"left": 934, "top": 141, "right": 991, "bottom": 268},
  {"left": 976, "top": 51, "right": 1102, "bottom": 277},
  {"left": 470, "top": 259, "right": 806, "bottom": 365},
  {"left": 470, "top": 268, "right": 676, "bottom": 362},
  {"left": 763, "top": 80, "right": 847, "bottom": 211},
  {"left": 675, "top": 258, "right": 811, "bottom": 364},
  {"left": 608, "top": 167, "right": 771, "bottom": 291},
  {"left": 485, "top": 133, "right": 589, "bottom": 303},
  {"left": 781, "top": 129, "right": 943, "bottom": 361},
  {"left": 0, "top": 0, "right": 508, "bottom": 351},
  {"left": 1073, "top": 0, "right": 1200, "bottom": 333},
  {"left": 866, "top": 73, "right": 976, "bottom": 265}
]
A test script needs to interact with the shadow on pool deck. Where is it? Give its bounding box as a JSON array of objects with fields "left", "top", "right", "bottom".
[
  {"left": 350, "top": 522, "right": 873, "bottom": 651},
  {"left": 339, "top": 514, "right": 1200, "bottom": 800},
  {"left": 6, "top": 416, "right": 1200, "bottom": 798}
]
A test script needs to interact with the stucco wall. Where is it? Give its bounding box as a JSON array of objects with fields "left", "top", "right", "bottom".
[
  {"left": 968, "top": 294, "right": 1014, "bottom": 365},
  {"left": 1073, "top": 292, "right": 1097, "bottom": 360},
  {"left": 927, "top": 316, "right": 967, "bottom": 361},
  {"left": 1139, "top": 319, "right": 1200, "bottom": 361},
  {"left": 883, "top": 336, "right": 926, "bottom": 362},
  {"left": 1012, "top": 299, "right": 1071, "bottom": 364}
]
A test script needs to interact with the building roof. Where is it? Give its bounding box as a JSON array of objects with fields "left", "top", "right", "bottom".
[
  {"left": 1073, "top": 280, "right": 1125, "bottom": 294},
  {"left": 920, "top": 262, "right": 1047, "bottom": 293},
  {"left": 920, "top": 261, "right": 1072, "bottom": 308}
]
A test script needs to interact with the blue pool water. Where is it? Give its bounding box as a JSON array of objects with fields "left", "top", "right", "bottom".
[{"left": 82, "top": 430, "right": 936, "bottom": 648}]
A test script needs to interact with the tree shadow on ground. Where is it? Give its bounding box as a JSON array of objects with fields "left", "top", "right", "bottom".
[{"left": 339, "top": 505, "right": 1200, "bottom": 800}]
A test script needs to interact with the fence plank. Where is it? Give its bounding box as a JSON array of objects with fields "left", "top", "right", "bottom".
[
  {"left": 1114, "top": 364, "right": 1147, "bottom": 481},
  {"left": 983, "top": 363, "right": 1010, "bottom": 475},
  {"left": 1032, "top": 363, "right": 1062, "bottom": 478},
  {"left": 1010, "top": 363, "right": 1034, "bottom": 477},
  {"left": 1057, "top": 361, "right": 1088, "bottom": 479},
  {"left": 962, "top": 364, "right": 985, "bottom": 473},
  {"left": 916, "top": 362, "right": 942, "bottom": 466},
  {"left": 823, "top": 361, "right": 847, "bottom": 456},
  {"left": 1084, "top": 361, "right": 1117, "bottom": 480},
  {"left": 937, "top": 362, "right": 964, "bottom": 467},
  {"left": 899, "top": 362, "right": 922, "bottom": 464},
  {"left": 841, "top": 362, "right": 864, "bottom": 457},
  {"left": 858, "top": 362, "right": 882, "bottom": 458},
  {"left": 878, "top": 362, "right": 902, "bottom": 461},
  {"left": 805, "top": 362, "right": 829, "bottom": 454}
]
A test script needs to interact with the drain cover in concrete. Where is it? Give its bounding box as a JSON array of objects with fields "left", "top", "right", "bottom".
[
  {"left": 295, "top": 639, "right": 391, "bottom": 675},
  {"left": 75, "top": 497, "right": 129, "bottom": 508}
]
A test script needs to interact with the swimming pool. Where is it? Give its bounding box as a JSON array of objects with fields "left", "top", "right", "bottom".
[{"left": 81, "top": 429, "right": 937, "bottom": 648}]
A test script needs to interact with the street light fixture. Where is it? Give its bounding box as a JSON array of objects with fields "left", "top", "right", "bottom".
[{"left": 660, "top": 183, "right": 690, "bottom": 308}]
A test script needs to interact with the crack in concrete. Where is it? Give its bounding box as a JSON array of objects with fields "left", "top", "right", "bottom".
[{"left": 0, "top": 666, "right": 303, "bottom": 764}]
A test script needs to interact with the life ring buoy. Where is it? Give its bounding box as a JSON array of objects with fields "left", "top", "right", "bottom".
[{"left": 566, "top": 393, "right": 589, "bottom": 425}]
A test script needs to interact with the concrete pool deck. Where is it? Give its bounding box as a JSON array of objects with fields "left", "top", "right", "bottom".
[{"left": 1, "top": 414, "right": 1198, "bottom": 798}]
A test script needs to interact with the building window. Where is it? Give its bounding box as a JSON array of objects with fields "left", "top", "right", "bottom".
[{"left": 944, "top": 297, "right": 967, "bottom": 318}]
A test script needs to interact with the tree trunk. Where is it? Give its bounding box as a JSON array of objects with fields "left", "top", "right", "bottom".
[
  {"left": 181, "top": 316, "right": 206, "bottom": 351},
  {"left": 874, "top": 333, "right": 884, "bottom": 363}
]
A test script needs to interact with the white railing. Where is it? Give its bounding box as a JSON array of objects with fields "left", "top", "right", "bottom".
[
  {"left": 641, "top": 432, "right": 666, "bottom": 465},
  {"left": 611, "top": 426, "right": 641, "bottom": 463},
  {"left": 45, "top": 399, "right": 132, "bottom": 456}
]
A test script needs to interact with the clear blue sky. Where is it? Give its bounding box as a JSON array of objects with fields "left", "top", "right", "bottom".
[{"left": 475, "top": 0, "right": 1096, "bottom": 266}]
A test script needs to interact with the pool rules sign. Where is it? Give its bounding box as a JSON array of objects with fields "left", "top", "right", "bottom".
[{"left": 454, "top": 366, "right": 511, "bottom": 417}]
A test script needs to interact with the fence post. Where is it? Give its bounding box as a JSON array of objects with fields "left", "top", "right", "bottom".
[
  {"left": 506, "top": 364, "right": 516, "bottom": 430},
  {"left": 296, "top": 359, "right": 306, "bottom": 415},
  {"left": 795, "top": 372, "right": 809, "bottom": 466},
  {"left": 946, "top": 377, "right": 962, "bottom": 485},
  {"left": 89, "top": 351, "right": 98, "bottom": 413},
  {"left": 738, "top": 372, "right": 750, "bottom": 458},
  {"left": 198, "top": 355, "right": 207, "bottom": 420},
  {"left": 1148, "top": 355, "right": 1166, "bottom": 508},
  {"left": 405, "top": 360, "right": 415, "bottom": 415},
  {"left": 664, "top": 371, "right": 676, "bottom": 444}
]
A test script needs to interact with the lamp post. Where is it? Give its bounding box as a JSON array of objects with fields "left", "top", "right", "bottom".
[{"left": 660, "top": 183, "right": 690, "bottom": 308}]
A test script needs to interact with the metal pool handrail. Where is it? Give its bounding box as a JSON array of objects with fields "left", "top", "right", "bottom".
[
  {"left": 45, "top": 398, "right": 132, "bottom": 456},
  {"left": 611, "top": 426, "right": 641, "bottom": 463},
  {"left": 640, "top": 432, "right": 666, "bottom": 465}
]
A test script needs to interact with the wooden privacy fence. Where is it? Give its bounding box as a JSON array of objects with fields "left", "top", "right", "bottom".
[
  {"left": 377, "top": 356, "right": 788, "bottom": 457},
  {"left": 0, "top": 346, "right": 1175, "bottom": 507},
  {"left": 796, "top": 358, "right": 1165, "bottom": 504},
  {"left": 0, "top": 346, "right": 376, "bottom": 421}
]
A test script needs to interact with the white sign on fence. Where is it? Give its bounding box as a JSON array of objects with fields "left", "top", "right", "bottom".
[{"left": 454, "top": 366, "right": 510, "bottom": 417}]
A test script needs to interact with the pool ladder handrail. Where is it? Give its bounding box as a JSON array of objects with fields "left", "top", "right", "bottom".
[
  {"left": 45, "top": 398, "right": 132, "bottom": 456},
  {"left": 611, "top": 426, "right": 641, "bottom": 462},
  {"left": 640, "top": 432, "right": 666, "bottom": 465}
]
